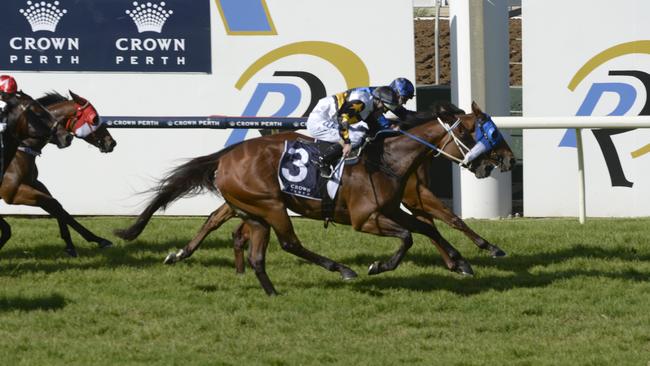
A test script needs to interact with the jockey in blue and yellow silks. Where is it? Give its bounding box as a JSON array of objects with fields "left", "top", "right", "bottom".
[{"left": 306, "top": 86, "right": 399, "bottom": 177}]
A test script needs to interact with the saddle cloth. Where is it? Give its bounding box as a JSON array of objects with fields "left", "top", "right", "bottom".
[{"left": 278, "top": 140, "right": 344, "bottom": 200}]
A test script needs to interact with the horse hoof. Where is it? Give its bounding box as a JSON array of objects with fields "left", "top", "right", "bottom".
[
  {"left": 454, "top": 260, "right": 474, "bottom": 277},
  {"left": 340, "top": 268, "right": 358, "bottom": 280},
  {"left": 367, "top": 261, "right": 382, "bottom": 276},
  {"left": 98, "top": 239, "right": 113, "bottom": 249},
  {"left": 163, "top": 253, "right": 177, "bottom": 265},
  {"left": 65, "top": 248, "right": 78, "bottom": 257},
  {"left": 490, "top": 247, "right": 507, "bottom": 258}
]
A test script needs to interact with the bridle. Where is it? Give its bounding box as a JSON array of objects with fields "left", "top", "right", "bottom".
[
  {"left": 13, "top": 95, "right": 64, "bottom": 141},
  {"left": 369, "top": 114, "right": 504, "bottom": 171},
  {"left": 432, "top": 117, "right": 472, "bottom": 163}
]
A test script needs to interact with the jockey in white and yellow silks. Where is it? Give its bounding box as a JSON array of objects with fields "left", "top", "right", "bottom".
[{"left": 306, "top": 86, "right": 399, "bottom": 177}]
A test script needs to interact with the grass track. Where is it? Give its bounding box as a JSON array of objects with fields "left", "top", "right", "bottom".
[{"left": 1, "top": 216, "right": 649, "bottom": 365}]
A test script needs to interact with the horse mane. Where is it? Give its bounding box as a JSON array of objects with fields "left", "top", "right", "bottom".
[{"left": 37, "top": 91, "right": 69, "bottom": 107}]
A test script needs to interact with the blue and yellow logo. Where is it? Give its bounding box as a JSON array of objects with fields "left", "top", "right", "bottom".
[
  {"left": 563, "top": 40, "right": 650, "bottom": 187},
  {"left": 215, "top": 1, "right": 370, "bottom": 145}
]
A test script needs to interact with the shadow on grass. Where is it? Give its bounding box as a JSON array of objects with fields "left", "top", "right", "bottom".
[
  {"left": 0, "top": 293, "right": 66, "bottom": 312},
  {"left": 280, "top": 244, "right": 650, "bottom": 295},
  {"left": 0, "top": 236, "right": 236, "bottom": 276},
  {"left": 342, "top": 267, "right": 648, "bottom": 296},
  {"left": 338, "top": 243, "right": 650, "bottom": 273}
]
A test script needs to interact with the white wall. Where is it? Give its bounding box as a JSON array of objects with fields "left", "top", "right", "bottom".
[
  {"left": 0, "top": 0, "right": 416, "bottom": 215},
  {"left": 523, "top": 0, "right": 650, "bottom": 217}
]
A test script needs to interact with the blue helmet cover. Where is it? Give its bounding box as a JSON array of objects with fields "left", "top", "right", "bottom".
[
  {"left": 474, "top": 114, "right": 503, "bottom": 149},
  {"left": 389, "top": 78, "right": 415, "bottom": 99}
]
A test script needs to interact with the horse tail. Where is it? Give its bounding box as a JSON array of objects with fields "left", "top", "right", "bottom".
[{"left": 114, "top": 144, "right": 238, "bottom": 241}]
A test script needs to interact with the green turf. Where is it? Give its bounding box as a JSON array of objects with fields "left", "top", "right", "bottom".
[{"left": 1, "top": 216, "right": 649, "bottom": 365}]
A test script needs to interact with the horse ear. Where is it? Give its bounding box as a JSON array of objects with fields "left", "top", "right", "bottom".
[
  {"left": 69, "top": 90, "right": 81, "bottom": 102},
  {"left": 471, "top": 101, "right": 483, "bottom": 117}
]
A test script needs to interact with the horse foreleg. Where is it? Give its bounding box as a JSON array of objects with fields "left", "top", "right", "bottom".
[
  {"left": 244, "top": 218, "right": 277, "bottom": 296},
  {"left": 0, "top": 216, "right": 12, "bottom": 250},
  {"left": 267, "top": 212, "right": 357, "bottom": 281},
  {"left": 163, "top": 203, "right": 236, "bottom": 265},
  {"left": 403, "top": 176, "right": 506, "bottom": 257},
  {"left": 426, "top": 203, "right": 505, "bottom": 257},
  {"left": 232, "top": 221, "right": 249, "bottom": 274},
  {"left": 5, "top": 184, "right": 78, "bottom": 256},
  {"left": 31, "top": 180, "right": 112, "bottom": 250},
  {"left": 355, "top": 212, "right": 414, "bottom": 275},
  {"left": 390, "top": 209, "right": 474, "bottom": 276}
]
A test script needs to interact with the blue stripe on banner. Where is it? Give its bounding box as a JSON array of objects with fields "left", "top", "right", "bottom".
[{"left": 218, "top": 0, "right": 273, "bottom": 32}]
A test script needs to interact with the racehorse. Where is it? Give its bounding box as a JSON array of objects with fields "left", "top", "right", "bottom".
[
  {"left": 228, "top": 102, "right": 515, "bottom": 275},
  {"left": 116, "top": 101, "right": 511, "bottom": 295},
  {"left": 0, "top": 91, "right": 116, "bottom": 257}
]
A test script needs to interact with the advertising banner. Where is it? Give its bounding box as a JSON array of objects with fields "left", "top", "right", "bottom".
[
  {"left": 0, "top": 0, "right": 212, "bottom": 72},
  {"left": 523, "top": 0, "right": 650, "bottom": 217}
]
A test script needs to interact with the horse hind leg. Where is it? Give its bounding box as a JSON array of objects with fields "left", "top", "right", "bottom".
[
  {"left": 164, "top": 203, "right": 236, "bottom": 265},
  {"left": 232, "top": 221, "right": 249, "bottom": 274},
  {"left": 244, "top": 218, "right": 277, "bottom": 296},
  {"left": 267, "top": 212, "right": 358, "bottom": 281},
  {"left": 0, "top": 216, "right": 12, "bottom": 250}
]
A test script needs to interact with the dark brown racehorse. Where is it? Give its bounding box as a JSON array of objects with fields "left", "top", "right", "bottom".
[
  {"left": 229, "top": 103, "right": 515, "bottom": 275},
  {"left": 0, "top": 91, "right": 116, "bottom": 257},
  {"left": 116, "top": 102, "right": 510, "bottom": 295}
]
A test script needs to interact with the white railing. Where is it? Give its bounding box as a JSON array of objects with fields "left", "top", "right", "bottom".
[{"left": 493, "top": 115, "right": 650, "bottom": 223}]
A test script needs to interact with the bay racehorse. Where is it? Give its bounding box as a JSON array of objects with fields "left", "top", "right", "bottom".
[
  {"left": 229, "top": 102, "right": 515, "bottom": 275},
  {"left": 0, "top": 90, "right": 72, "bottom": 249},
  {"left": 116, "top": 102, "right": 510, "bottom": 295},
  {"left": 0, "top": 91, "right": 116, "bottom": 257}
]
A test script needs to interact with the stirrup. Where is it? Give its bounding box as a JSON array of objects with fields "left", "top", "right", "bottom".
[{"left": 320, "top": 166, "right": 333, "bottom": 178}]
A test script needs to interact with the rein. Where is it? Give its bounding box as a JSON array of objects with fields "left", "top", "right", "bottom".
[
  {"left": 18, "top": 98, "right": 62, "bottom": 136},
  {"left": 373, "top": 118, "right": 471, "bottom": 165}
]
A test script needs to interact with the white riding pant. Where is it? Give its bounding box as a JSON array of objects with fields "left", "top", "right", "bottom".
[{"left": 306, "top": 97, "right": 368, "bottom": 147}]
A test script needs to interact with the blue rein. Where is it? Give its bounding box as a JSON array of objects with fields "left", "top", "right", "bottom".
[{"left": 373, "top": 128, "right": 440, "bottom": 151}]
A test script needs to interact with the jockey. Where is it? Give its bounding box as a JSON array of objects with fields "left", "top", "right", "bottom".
[
  {"left": 0, "top": 75, "right": 18, "bottom": 132},
  {"left": 306, "top": 86, "right": 399, "bottom": 177}
]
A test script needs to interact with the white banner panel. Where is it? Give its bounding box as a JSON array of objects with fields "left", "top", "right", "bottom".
[
  {"left": 523, "top": 0, "right": 650, "bottom": 217},
  {"left": 0, "top": 0, "right": 415, "bottom": 215}
]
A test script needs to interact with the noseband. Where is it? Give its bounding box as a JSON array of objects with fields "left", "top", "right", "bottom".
[{"left": 64, "top": 100, "right": 101, "bottom": 137}]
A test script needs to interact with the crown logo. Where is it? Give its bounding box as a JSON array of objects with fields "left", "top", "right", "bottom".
[
  {"left": 19, "top": 1, "right": 67, "bottom": 33},
  {"left": 125, "top": 1, "right": 173, "bottom": 33}
]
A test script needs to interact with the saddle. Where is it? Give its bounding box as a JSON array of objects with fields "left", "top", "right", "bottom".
[
  {"left": 310, "top": 139, "right": 364, "bottom": 166},
  {"left": 278, "top": 139, "right": 365, "bottom": 227}
]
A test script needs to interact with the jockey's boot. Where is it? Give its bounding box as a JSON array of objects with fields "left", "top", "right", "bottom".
[{"left": 317, "top": 143, "right": 343, "bottom": 178}]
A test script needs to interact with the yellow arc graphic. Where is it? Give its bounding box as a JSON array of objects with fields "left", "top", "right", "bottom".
[
  {"left": 235, "top": 41, "right": 369, "bottom": 90},
  {"left": 567, "top": 40, "right": 650, "bottom": 91},
  {"left": 631, "top": 144, "right": 650, "bottom": 158}
]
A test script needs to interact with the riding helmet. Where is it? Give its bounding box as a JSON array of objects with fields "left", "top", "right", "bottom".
[
  {"left": 389, "top": 77, "right": 415, "bottom": 102},
  {"left": 371, "top": 86, "right": 399, "bottom": 111},
  {"left": 0, "top": 75, "right": 17, "bottom": 94}
]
